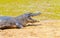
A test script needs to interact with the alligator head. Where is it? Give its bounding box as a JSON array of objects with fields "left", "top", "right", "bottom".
[{"left": 24, "top": 12, "right": 41, "bottom": 23}]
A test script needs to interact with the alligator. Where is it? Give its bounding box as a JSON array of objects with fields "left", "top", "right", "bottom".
[{"left": 0, "top": 12, "right": 41, "bottom": 29}]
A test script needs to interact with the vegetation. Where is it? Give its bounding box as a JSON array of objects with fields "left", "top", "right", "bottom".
[{"left": 0, "top": 0, "right": 60, "bottom": 20}]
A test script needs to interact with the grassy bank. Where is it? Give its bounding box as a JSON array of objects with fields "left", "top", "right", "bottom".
[{"left": 0, "top": 0, "right": 60, "bottom": 20}]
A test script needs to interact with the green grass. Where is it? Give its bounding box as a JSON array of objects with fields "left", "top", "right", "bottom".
[{"left": 0, "top": 0, "right": 60, "bottom": 20}]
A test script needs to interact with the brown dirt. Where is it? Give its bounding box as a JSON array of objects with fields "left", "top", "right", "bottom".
[{"left": 0, "top": 20, "right": 60, "bottom": 38}]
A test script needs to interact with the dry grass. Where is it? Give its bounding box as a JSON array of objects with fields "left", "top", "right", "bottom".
[{"left": 0, "top": 20, "right": 60, "bottom": 38}]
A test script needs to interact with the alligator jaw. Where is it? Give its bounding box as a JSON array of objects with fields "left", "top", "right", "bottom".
[{"left": 30, "top": 12, "right": 41, "bottom": 16}]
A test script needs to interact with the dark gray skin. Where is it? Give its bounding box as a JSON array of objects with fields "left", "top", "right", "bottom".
[
  {"left": 0, "top": 12, "right": 41, "bottom": 29},
  {"left": 0, "top": 16, "right": 17, "bottom": 29}
]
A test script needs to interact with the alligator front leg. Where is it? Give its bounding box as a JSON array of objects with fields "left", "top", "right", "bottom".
[
  {"left": 16, "top": 25, "right": 24, "bottom": 29},
  {"left": 16, "top": 23, "right": 24, "bottom": 29}
]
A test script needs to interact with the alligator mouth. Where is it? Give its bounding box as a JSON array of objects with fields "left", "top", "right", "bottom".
[{"left": 30, "top": 17, "right": 40, "bottom": 23}]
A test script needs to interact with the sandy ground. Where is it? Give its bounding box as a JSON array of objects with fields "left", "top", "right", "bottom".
[{"left": 0, "top": 20, "right": 60, "bottom": 38}]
